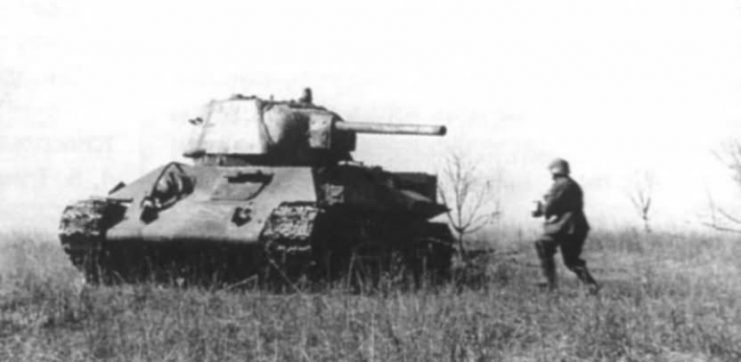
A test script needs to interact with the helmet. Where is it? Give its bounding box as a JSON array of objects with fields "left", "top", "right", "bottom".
[{"left": 548, "top": 158, "right": 570, "bottom": 176}]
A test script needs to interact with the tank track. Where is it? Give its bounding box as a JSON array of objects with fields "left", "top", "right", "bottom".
[
  {"left": 408, "top": 222, "right": 455, "bottom": 282},
  {"left": 59, "top": 198, "right": 126, "bottom": 282},
  {"left": 260, "top": 202, "right": 320, "bottom": 280}
]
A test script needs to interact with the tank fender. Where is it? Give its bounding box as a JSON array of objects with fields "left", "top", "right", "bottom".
[{"left": 260, "top": 202, "right": 320, "bottom": 254}]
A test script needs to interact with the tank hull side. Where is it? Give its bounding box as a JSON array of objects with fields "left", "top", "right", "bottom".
[
  {"left": 106, "top": 165, "right": 317, "bottom": 243},
  {"left": 317, "top": 164, "right": 448, "bottom": 219}
]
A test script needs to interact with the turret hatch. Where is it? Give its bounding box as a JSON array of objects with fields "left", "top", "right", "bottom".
[{"left": 190, "top": 99, "right": 269, "bottom": 155}]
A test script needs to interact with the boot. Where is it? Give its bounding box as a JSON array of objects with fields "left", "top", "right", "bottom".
[
  {"left": 538, "top": 258, "right": 557, "bottom": 291},
  {"left": 572, "top": 266, "right": 599, "bottom": 294}
]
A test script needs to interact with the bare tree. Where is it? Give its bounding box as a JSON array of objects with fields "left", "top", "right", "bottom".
[
  {"left": 704, "top": 191, "right": 741, "bottom": 233},
  {"left": 704, "top": 140, "right": 741, "bottom": 233},
  {"left": 719, "top": 140, "right": 741, "bottom": 185},
  {"left": 438, "top": 150, "right": 501, "bottom": 255},
  {"left": 628, "top": 171, "right": 654, "bottom": 233}
]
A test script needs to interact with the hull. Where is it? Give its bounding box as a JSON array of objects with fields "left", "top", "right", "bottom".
[{"left": 59, "top": 162, "right": 453, "bottom": 285}]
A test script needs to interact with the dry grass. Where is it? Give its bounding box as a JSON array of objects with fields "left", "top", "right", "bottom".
[{"left": 1, "top": 228, "right": 740, "bottom": 361}]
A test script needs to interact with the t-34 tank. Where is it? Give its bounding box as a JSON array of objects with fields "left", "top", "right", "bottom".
[{"left": 59, "top": 89, "right": 454, "bottom": 285}]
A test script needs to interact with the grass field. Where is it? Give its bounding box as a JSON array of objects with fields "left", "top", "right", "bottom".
[{"left": 1, "top": 229, "right": 740, "bottom": 361}]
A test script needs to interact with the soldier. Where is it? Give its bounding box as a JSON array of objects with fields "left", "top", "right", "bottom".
[{"left": 532, "top": 158, "right": 599, "bottom": 292}]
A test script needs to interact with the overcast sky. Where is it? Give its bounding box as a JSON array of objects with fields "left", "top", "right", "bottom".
[{"left": 2, "top": 0, "right": 741, "bottom": 232}]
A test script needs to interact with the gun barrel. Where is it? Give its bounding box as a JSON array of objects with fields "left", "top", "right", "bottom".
[{"left": 335, "top": 122, "right": 446, "bottom": 136}]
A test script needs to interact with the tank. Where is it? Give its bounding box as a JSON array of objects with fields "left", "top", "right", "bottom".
[{"left": 59, "top": 89, "right": 454, "bottom": 285}]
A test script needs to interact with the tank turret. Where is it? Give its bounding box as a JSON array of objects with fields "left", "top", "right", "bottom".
[{"left": 183, "top": 90, "right": 445, "bottom": 166}]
